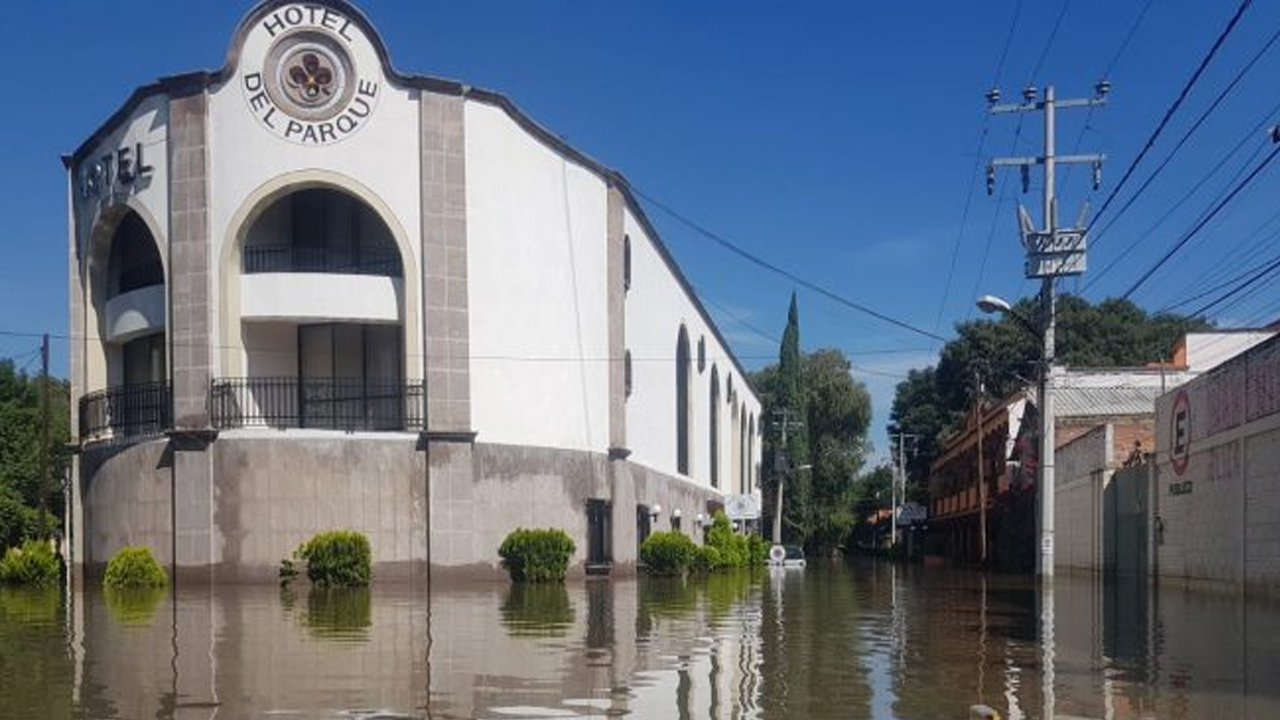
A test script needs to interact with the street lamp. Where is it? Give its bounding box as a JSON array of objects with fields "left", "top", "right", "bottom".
[{"left": 976, "top": 292, "right": 1056, "bottom": 578}]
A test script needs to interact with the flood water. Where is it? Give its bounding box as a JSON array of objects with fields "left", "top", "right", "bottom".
[{"left": 2, "top": 560, "right": 1279, "bottom": 719}]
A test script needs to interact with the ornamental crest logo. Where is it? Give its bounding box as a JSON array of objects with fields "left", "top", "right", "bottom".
[{"left": 242, "top": 4, "right": 380, "bottom": 145}]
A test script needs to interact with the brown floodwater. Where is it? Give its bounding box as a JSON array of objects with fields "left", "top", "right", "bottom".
[{"left": 1, "top": 560, "right": 1278, "bottom": 719}]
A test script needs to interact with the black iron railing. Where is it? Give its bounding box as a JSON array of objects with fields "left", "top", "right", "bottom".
[
  {"left": 79, "top": 382, "right": 172, "bottom": 442},
  {"left": 242, "top": 244, "right": 402, "bottom": 277},
  {"left": 210, "top": 377, "right": 424, "bottom": 431}
]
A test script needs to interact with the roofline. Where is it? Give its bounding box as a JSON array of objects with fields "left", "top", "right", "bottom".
[{"left": 62, "top": 0, "right": 761, "bottom": 399}]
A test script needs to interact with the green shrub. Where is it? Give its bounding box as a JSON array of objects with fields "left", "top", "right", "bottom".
[
  {"left": 746, "top": 533, "right": 770, "bottom": 565},
  {"left": 294, "top": 530, "right": 372, "bottom": 587},
  {"left": 0, "top": 540, "right": 61, "bottom": 586},
  {"left": 692, "top": 544, "right": 722, "bottom": 572},
  {"left": 640, "top": 531, "right": 697, "bottom": 575},
  {"left": 104, "top": 546, "right": 168, "bottom": 590},
  {"left": 498, "top": 528, "right": 575, "bottom": 583}
]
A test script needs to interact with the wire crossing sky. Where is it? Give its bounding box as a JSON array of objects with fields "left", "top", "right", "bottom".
[{"left": 3, "top": 1, "right": 1280, "bottom": 458}]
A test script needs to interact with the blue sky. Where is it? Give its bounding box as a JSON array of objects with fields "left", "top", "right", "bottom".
[{"left": 3, "top": 1, "right": 1280, "bottom": 459}]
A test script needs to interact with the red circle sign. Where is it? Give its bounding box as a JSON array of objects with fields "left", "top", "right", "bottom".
[{"left": 1171, "top": 390, "right": 1191, "bottom": 476}]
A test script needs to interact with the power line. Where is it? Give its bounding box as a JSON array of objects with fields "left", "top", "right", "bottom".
[
  {"left": 1186, "top": 253, "right": 1280, "bottom": 318},
  {"left": 1121, "top": 141, "right": 1280, "bottom": 299},
  {"left": 1088, "top": 0, "right": 1253, "bottom": 234},
  {"left": 1161, "top": 240, "right": 1280, "bottom": 313},
  {"left": 1088, "top": 19, "right": 1280, "bottom": 247},
  {"left": 628, "top": 185, "right": 948, "bottom": 342},
  {"left": 1082, "top": 95, "right": 1280, "bottom": 294},
  {"left": 933, "top": 0, "right": 1026, "bottom": 333}
]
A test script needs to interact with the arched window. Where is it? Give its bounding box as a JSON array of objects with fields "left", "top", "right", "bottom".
[
  {"left": 709, "top": 365, "right": 720, "bottom": 488},
  {"left": 740, "top": 406, "right": 748, "bottom": 494},
  {"left": 676, "top": 326, "right": 692, "bottom": 475},
  {"left": 748, "top": 413, "right": 756, "bottom": 493}
]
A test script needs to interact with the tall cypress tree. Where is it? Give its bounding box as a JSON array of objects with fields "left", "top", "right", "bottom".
[{"left": 775, "top": 293, "right": 810, "bottom": 542}]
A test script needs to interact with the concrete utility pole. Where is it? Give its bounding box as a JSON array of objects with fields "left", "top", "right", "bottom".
[
  {"left": 988, "top": 82, "right": 1108, "bottom": 577},
  {"left": 38, "top": 333, "right": 50, "bottom": 540},
  {"left": 771, "top": 409, "right": 801, "bottom": 546},
  {"left": 974, "top": 370, "right": 987, "bottom": 564},
  {"left": 887, "top": 432, "right": 917, "bottom": 549}
]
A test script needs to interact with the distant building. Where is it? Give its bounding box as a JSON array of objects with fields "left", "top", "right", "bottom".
[
  {"left": 926, "top": 328, "right": 1273, "bottom": 570},
  {"left": 66, "top": 0, "right": 762, "bottom": 581}
]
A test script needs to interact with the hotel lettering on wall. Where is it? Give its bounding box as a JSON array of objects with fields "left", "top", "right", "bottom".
[
  {"left": 241, "top": 4, "right": 380, "bottom": 145},
  {"left": 79, "top": 143, "right": 155, "bottom": 200}
]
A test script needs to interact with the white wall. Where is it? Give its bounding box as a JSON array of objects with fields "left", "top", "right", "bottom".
[
  {"left": 240, "top": 273, "right": 401, "bottom": 323},
  {"left": 624, "top": 209, "right": 761, "bottom": 488},
  {"left": 207, "top": 6, "right": 422, "bottom": 376},
  {"left": 465, "top": 101, "right": 611, "bottom": 453},
  {"left": 1185, "top": 331, "right": 1277, "bottom": 373}
]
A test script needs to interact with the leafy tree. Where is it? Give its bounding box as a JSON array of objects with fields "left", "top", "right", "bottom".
[
  {"left": 888, "top": 294, "right": 1209, "bottom": 491},
  {"left": 755, "top": 296, "right": 872, "bottom": 554},
  {"left": 0, "top": 359, "right": 70, "bottom": 547}
]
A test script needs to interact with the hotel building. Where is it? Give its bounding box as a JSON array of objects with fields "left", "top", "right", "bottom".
[{"left": 67, "top": 0, "right": 762, "bottom": 580}]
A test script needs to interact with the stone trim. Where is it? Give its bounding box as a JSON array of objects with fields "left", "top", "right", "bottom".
[
  {"left": 607, "top": 184, "right": 627, "bottom": 450},
  {"left": 420, "top": 91, "right": 471, "bottom": 433},
  {"left": 168, "top": 91, "right": 212, "bottom": 429},
  {"left": 421, "top": 429, "right": 478, "bottom": 444}
]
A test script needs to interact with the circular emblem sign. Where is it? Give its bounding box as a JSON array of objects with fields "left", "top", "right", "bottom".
[
  {"left": 1170, "top": 389, "right": 1191, "bottom": 476},
  {"left": 241, "top": 5, "right": 380, "bottom": 145}
]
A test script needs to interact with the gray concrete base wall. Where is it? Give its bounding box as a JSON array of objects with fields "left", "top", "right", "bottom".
[
  {"left": 81, "top": 439, "right": 173, "bottom": 568},
  {"left": 79, "top": 433, "right": 723, "bottom": 582}
]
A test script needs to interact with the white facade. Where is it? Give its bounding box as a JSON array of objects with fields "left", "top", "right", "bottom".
[{"left": 66, "top": 0, "right": 761, "bottom": 578}]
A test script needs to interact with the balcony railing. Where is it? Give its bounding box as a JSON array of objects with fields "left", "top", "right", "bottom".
[
  {"left": 210, "top": 377, "right": 424, "bottom": 432},
  {"left": 242, "top": 244, "right": 402, "bottom": 277},
  {"left": 79, "top": 382, "right": 172, "bottom": 443}
]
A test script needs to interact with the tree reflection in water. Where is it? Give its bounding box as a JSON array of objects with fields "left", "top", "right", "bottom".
[
  {"left": 500, "top": 582, "right": 574, "bottom": 638},
  {"left": 104, "top": 586, "right": 166, "bottom": 626}
]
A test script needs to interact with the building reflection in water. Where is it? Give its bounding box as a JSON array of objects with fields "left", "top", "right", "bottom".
[{"left": 18, "top": 562, "right": 1279, "bottom": 718}]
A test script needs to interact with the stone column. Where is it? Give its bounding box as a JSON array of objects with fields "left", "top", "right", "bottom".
[
  {"left": 420, "top": 90, "right": 474, "bottom": 576},
  {"left": 420, "top": 91, "right": 470, "bottom": 434},
  {"left": 168, "top": 89, "right": 217, "bottom": 578},
  {"left": 606, "top": 184, "right": 635, "bottom": 569}
]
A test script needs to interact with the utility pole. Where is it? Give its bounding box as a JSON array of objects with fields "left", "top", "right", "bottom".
[
  {"left": 38, "top": 333, "right": 50, "bottom": 540},
  {"left": 771, "top": 409, "right": 799, "bottom": 546},
  {"left": 887, "top": 432, "right": 917, "bottom": 550},
  {"left": 987, "top": 82, "right": 1108, "bottom": 577},
  {"left": 974, "top": 370, "right": 987, "bottom": 564}
]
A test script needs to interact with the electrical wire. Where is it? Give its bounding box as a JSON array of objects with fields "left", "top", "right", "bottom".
[
  {"left": 1088, "top": 20, "right": 1280, "bottom": 250},
  {"left": 1087, "top": 0, "right": 1253, "bottom": 234},
  {"left": 1082, "top": 95, "right": 1280, "bottom": 294},
  {"left": 627, "top": 185, "right": 948, "bottom": 342},
  {"left": 1121, "top": 142, "right": 1280, "bottom": 299},
  {"left": 932, "top": 0, "right": 1026, "bottom": 334}
]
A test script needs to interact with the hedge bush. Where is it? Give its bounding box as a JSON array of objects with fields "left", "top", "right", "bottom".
[
  {"left": 640, "top": 531, "right": 697, "bottom": 575},
  {"left": 103, "top": 546, "right": 168, "bottom": 590},
  {"left": 0, "top": 540, "right": 61, "bottom": 586},
  {"left": 293, "top": 530, "right": 372, "bottom": 587},
  {"left": 498, "top": 528, "right": 575, "bottom": 583}
]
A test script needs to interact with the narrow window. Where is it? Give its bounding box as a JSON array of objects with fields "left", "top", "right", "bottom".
[
  {"left": 625, "top": 350, "right": 633, "bottom": 397},
  {"left": 676, "top": 326, "right": 692, "bottom": 475},
  {"left": 709, "top": 366, "right": 720, "bottom": 488},
  {"left": 623, "top": 234, "right": 632, "bottom": 292},
  {"left": 697, "top": 336, "right": 706, "bottom": 373}
]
